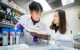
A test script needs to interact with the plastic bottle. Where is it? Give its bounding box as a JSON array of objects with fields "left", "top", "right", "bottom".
[
  {"left": 2, "top": 28, "right": 9, "bottom": 46},
  {"left": 15, "top": 29, "right": 21, "bottom": 44},
  {"left": 10, "top": 28, "right": 15, "bottom": 45}
]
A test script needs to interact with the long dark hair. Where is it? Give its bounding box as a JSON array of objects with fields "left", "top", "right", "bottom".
[{"left": 50, "top": 9, "right": 66, "bottom": 34}]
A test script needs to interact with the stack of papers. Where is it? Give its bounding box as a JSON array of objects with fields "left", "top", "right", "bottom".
[{"left": 26, "top": 27, "right": 49, "bottom": 35}]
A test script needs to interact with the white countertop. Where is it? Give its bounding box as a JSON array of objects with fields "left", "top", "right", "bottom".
[
  {"left": 0, "top": 44, "right": 29, "bottom": 50},
  {"left": 0, "top": 44, "right": 77, "bottom": 50}
]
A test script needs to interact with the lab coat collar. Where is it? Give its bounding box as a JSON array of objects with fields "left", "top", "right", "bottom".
[{"left": 29, "top": 17, "right": 41, "bottom": 28}]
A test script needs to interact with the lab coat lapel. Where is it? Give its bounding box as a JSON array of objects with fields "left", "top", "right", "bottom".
[{"left": 30, "top": 18, "right": 40, "bottom": 28}]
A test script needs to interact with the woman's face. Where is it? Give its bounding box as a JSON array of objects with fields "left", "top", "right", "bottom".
[{"left": 53, "top": 12, "right": 59, "bottom": 25}]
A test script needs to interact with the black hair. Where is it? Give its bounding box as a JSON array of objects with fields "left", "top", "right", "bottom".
[{"left": 29, "top": 1, "right": 43, "bottom": 13}]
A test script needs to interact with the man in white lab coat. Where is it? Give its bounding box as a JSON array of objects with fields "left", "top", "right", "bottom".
[{"left": 16, "top": 1, "right": 48, "bottom": 46}]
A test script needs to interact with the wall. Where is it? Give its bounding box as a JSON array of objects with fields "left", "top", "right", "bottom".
[{"left": 64, "top": 5, "right": 80, "bottom": 35}]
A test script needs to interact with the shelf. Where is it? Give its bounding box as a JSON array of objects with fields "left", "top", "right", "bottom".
[
  {"left": 0, "top": 1, "right": 23, "bottom": 26},
  {"left": 0, "top": 1, "right": 24, "bottom": 15},
  {"left": 0, "top": 11, "right": 18, "bottom": 25},
  {"left": 0, "top": 11, "right": 13, "bottom": 17},
  {"left": 0, "top": 22, "right": 15, "bottom": 28}
]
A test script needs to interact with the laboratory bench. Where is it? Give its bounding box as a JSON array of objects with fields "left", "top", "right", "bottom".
[{"left": 0, "top": 44, "right": 78, "bottom": 50}]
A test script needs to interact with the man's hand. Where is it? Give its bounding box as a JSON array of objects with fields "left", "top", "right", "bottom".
[
  {"left": 30, "top": 32, "right": 38, "bottom": 36},
  {"left": 30, "top": 32, "right": 50, "bottom": 40}
]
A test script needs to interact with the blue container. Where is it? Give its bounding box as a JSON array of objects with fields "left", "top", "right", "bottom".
[
  {"left": 10, "top": 28, "right": 15, "bottom": 32},
  {"left": 15, "top": 29, "right": 21, "bottom": 32},
  {"left": 2, "top": 28, "right": 9, "bottom": 32}
]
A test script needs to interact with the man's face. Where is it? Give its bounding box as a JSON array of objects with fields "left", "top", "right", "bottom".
[{"left": 30, "top": 10, "right": 42, "bottom": 21}]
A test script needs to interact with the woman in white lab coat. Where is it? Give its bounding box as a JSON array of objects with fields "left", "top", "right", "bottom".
[
  {"left": 49, "top": 9, "right": 74, "bottom": 47},
  {"left": 16, "top": 1, "right": 47, "bottom": 45}
]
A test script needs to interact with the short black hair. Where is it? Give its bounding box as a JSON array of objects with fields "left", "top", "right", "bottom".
[{"left": 29, "top": 1, "right": 43, "bottom": 13}]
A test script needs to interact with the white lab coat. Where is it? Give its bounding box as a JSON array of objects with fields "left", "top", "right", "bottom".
[
  {"left": 49, "top": 28, "right": 74, "bottom": 47},
  {"left": 16, "top": 15, "right": 48, "bottom": 45}
]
